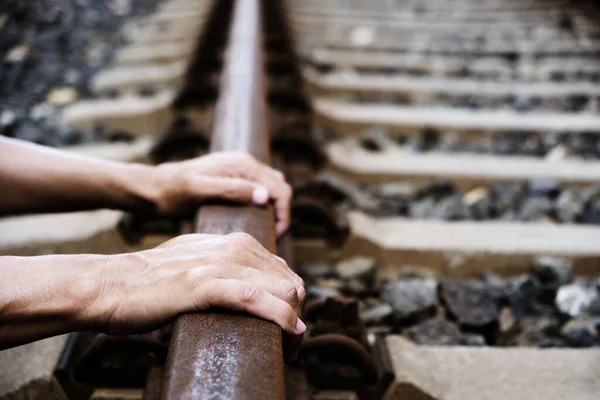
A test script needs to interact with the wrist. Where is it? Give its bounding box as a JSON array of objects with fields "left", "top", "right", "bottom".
[{"left": 112, "top": 162, "right": 161, "bottom": 214}]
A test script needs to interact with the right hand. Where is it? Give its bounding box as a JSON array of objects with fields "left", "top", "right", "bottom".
[{"left": 85, "top": 232, "right": 305, "bottom": 337}]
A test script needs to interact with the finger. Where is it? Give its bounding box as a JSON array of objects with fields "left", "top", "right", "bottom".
[
  {"left": 190, "top": 176, "right": 270, "bottom": 205},
  {"left": 232, "top": 268, "right": 302, "bottom": 317},
  {"left": 234, "top": 162, "right": 292, "bottom": 237},
  {"left": 273, "top": 256, "right": 305, "bottom": 304},
  {"left": 198, "top": 279, "right": 306, "bottom": 335}
]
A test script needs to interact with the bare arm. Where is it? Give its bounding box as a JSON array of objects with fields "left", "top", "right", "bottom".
[
  {"left": 0, "top": 233, "right": 305, "bottom": 351},
  {"left": 0, "top": 136, "right": 156, "bottom": 215},
  {"left": 0, "top": 137, "right": 292, "bottom": 234}
]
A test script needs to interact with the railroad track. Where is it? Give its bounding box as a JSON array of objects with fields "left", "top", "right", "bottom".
[{"left": 2, "top": 0, "right": 600, "bottom": 399}]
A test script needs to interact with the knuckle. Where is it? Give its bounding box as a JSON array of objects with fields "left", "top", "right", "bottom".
[
  {"left": 281, "top": 281, "right": 298, "bottom": 304},
  {"left": 239, "top": 284, "right": 264, "bottom": 304},
  {"left": 284, "top": 184, "right": 293, "bottom": 198},
  {"left": 293, "top": 274, "right": 305, "bottom": 291},
  {"left": 229, "top": 232, "right": 257, "bottom": 247},
  {"left": 184, "top": 267, "right": 210, "bottom": 289}
]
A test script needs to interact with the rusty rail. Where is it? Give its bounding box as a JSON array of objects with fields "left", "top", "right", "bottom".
[{"left": 160, "top": 0, "right": 286, "bottom": 399}]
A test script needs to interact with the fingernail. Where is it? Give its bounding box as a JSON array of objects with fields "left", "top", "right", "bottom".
[
  {"left": 252, "top": 186, "right": 269, "bottom": 204},
  {"left": 295, "top": 318, "right": 306, "bottom": 334}
]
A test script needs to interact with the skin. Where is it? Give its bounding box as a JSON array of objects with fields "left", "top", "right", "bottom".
[{"left": 0, "top": 137, "right": 304, "bottom": 353}]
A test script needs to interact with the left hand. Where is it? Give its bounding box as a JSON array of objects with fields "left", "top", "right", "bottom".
[{"left": 149, "top": 151, "right": 292, "bottom": 236}]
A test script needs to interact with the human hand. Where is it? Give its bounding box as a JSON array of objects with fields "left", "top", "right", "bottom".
[
  {"left": 148, "top": 152, "right": 292, "bottom": 236},
  {"left": 86, "top": 233, "right": 305, "bottom": 338}
]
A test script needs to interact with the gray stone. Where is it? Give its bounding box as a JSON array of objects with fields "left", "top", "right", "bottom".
[
  {"left": 409, "top": 197, "right": 435, "bottom": 219},
  {"left": 376, "top": 182, "right": 421, "bottom": 200},
  {"left": 460, "top": 334, "right": 487, "bottom": 346},
  {"left": 534, "top": 257, "right": 573, "bottom": 286},
  {"left": 439, "top": 281, "right": 499, "bottom": 333},
  {"left": 431, "top": 195, "right": 470, "bottom": 221},
  {"left": 408, "top": 318, "right": 463, "bottom": 346},
  {"left": 556, "top": 283, "right": 599, "bottom": 318},
  {"left": 381, "top": 279, "right": 437, "bottom": 321},
  {"left": 506, "top": 275, "right": 541, "bottom": 316},
  {"left": 297, "top": 262, "right": 332, "bottom": 281},
  {"left": 482, "top": 272, "right": 507, "bottom": 302},
  {"left": 360, "top": 303, "right": 393, "bottom": 325},
  {"left": 491, "top": 184, "right": 524, "bottom": 216},
  {"left": 307, "top": 286, "right": 341, "bottom": 300},
  {"left": 346, "top": 278, "right": 368, "bottom": 295},
  {"left": 555, "top": 190, "right": 584, "bottom": 223},
  {"left": 518, "top": 196, "right": 553, "bottom": 221},
  {"left": 528, "top": 179, "right": 561, "bottom": 198},
  {"left": 498, "top": 306, "right": 519, "bottom": 340},
  {"left": 335, "top": 256, "right": 376, "bottom": 283},
  {"left": 462, "top": 187, "right": 491, "bottom": 220},
  {"left": 512, "top": 316, "right": 562, "bottom": 347},
  {"left": 561, "top": 318, "right": 598, "bottom": 348}
]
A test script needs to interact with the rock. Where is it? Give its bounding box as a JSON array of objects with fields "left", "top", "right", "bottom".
[
  {"left": 371, "top": 197, "right": 409, "bottom": 217},
  {"left": 5, "top": 44, "right": 29, "bottom": 62},
  {"left": 518, "top": 196, "right": 553, "bottom": 221},
  {"left": 554, "top": 190, "right": 584, "bottom": 223},
  {"left": 346, "top": 278, "right": 368, "bottom": 295},
  {"left": 297, "top": 262, "right": 332, "bottom": 281},
  {"left": 460, "top": 334, "right": 487, "bottom": 346},
  {"left": 407, "top": 318, "right": 463, "bottom": 346},
  {"left": 46, "top": 87, "right": 78, "bottom": 105},
  {"left": 534, "top": 257, "right": 573, "bottom": 286},
  {"left": 432, "top": 195, "right": 470, "bottom": 221},
  {"left": 506, "top": 275, "right": 540, "bottom": 317},
  {"left": 359, "top": 136, "right": 382, "bottom": 152},
  {"left": 420, "top": 181, "right": 455, "bottom": 200},
  {"left": 316, "top": 278, "right": 345, "bottom": 290},
  {"left": 462, "top": 187, "right": 491, "bottom": 219},
  {"left": 359, "top": 128, "right": 390, "bottom": 152},
  {"left": 29, "top": 104, "right": 55, "bottom": 121},
  {"left": 498, "top": 306, "right": 519, "bottom": 340},
  {"left": 545, "top": 145, "right": 568, "bottom": 161},
  {"left": 397, "top": 266, "right": 438, "bottom": 281},
  {"left": 368, "top": 325, "right": 393, "bottom": 336},
  {"left": 335, "top": 257, "right": 376, "bottom": 284},
  {"left": 381, "top": 279, "right": 437, "bottom": 322},
  {"left": 439, "top": 281, "right": 499, "bottom": 336},
  {"left": 409, "top": 197, "right": 435, "bottom": 219},
  {"left": 490, "top": 184, "right": 524, "bottom": 216},
  {"left": 306, "top": 286, "right": 342, "bottom": 300},
  {"left": 556, "top": 283, "right": 599, "bottom": 318},
  {"left": 512, "top": 316, "right": 562, "bottom": 347},
  {"left": 360, "top": 303, "right": 393, "bottom": 325},
  {"left": 111, "top": 0, "right": 131, "bottom": 16},
  {"left": 377, "top": 182, "right": 421, "bottom": 200},
  {"left": 482, "top": 272, "right": 508, "bottom": 302},
  {"left": 527, "top": 179, "right": 561, "bottom": 198},
  {"left": 0, "top": 110, "right": 16, "bottom": 127},
  {"left": 513, "top": 94, "right": 535, "bottom": 112},
  {"left": 583, "top": 207, "right": 600, "bottom": 225},
  {"left": 560, "top": 318, "right": 598, "bottom": 347}
]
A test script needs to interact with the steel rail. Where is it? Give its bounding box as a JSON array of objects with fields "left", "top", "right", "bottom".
[{"left": 160, "top": 0, "right": 286, "bottom": 399}]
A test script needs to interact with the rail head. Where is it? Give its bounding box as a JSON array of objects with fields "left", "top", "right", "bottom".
[{"left": 161, "top": 0, "right": 286, "bottom": 399}]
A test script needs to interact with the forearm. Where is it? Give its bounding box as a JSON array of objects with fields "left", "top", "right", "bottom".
[
  {"left": 0, "top": 136, "right": 158, "bottom": 215},
  {"left": 0, "top": 254, "right": 107, "bottom": 349}
]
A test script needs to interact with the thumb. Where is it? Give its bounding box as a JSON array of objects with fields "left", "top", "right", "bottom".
[{"left": 197, "top": 176, "right": 270, "bottom": 205}]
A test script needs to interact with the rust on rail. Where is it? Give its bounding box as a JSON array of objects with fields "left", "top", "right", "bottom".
[{"left": 160, "top": 0, "right": 285, "bottom": 399}]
